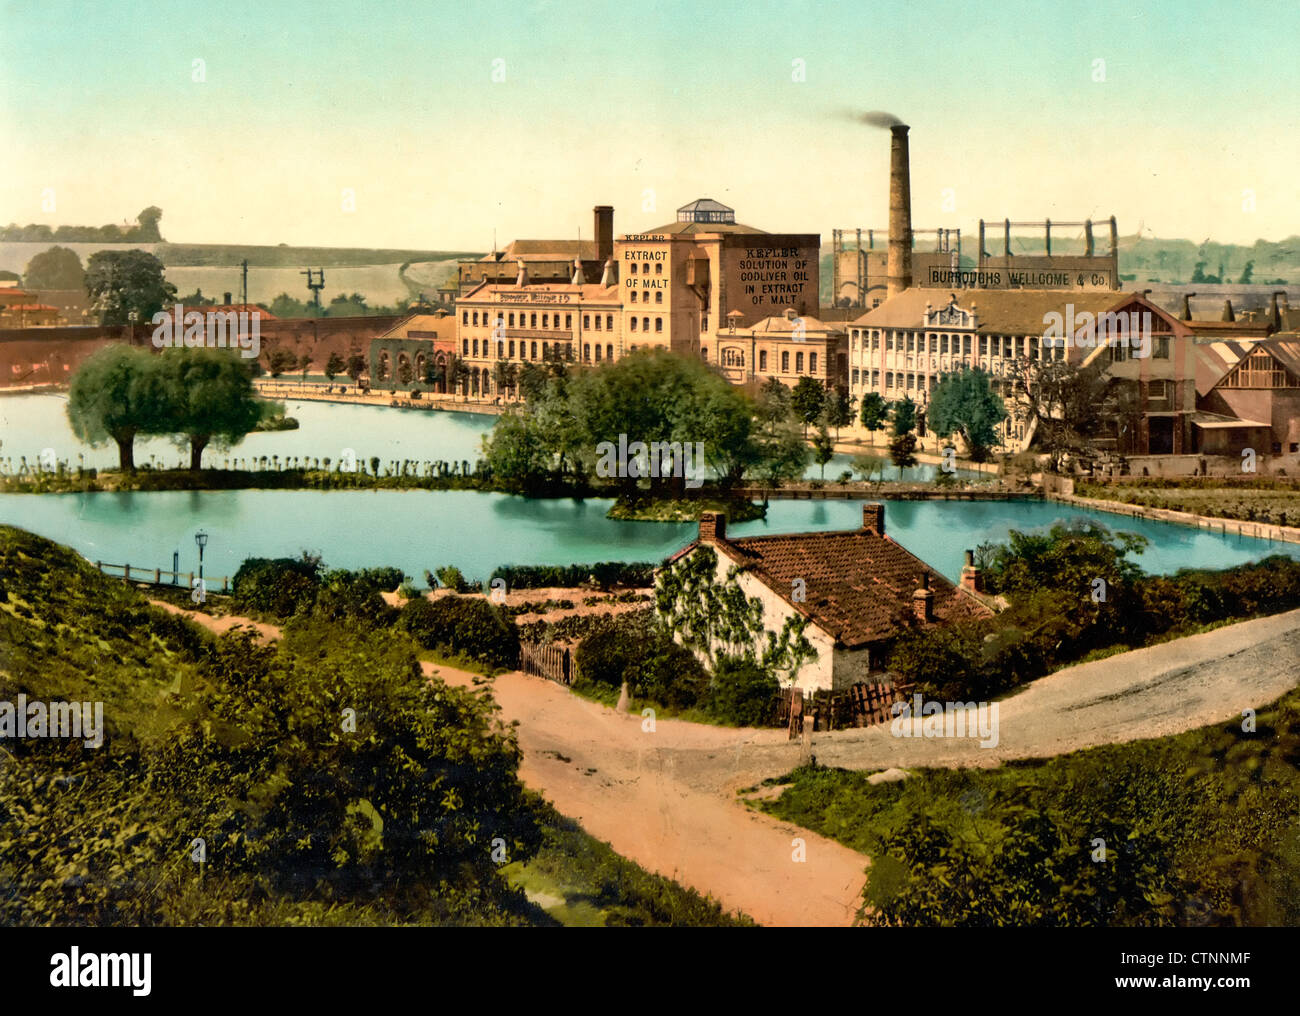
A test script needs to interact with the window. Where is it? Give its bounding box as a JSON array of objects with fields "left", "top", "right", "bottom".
[
  {"left": 655, "top": 291, "right": 663, "bottom": 304},
  {"left": 1153, "top": 336, "right": 1170, "bottom": 358},
  {"left": 595, "top": 315, "right": 602, "bottom": 331},
  {"left": 508, "top": 313, "right": 515, "bottom": 327},
  {"left": 595, "top": 344, "right": 602, "bottom": 362},
  {"left": 852, "top": 367, "right": 859, "bottom": 385},
  {"left": 701, "top": 347, "right": 708, "bottom": 361},
  {"left": 702, "top": 314, "right": 708, "bottom": 332},
  {"left": 630, "top": 263, "right": 637, "bottom": 274},
  {"left": 885, "top": 371, "right": 894, "bottom": 388},
  {"left": 631, "top": 291, "right": 638, "bottom": 303},
  {"left": 795, "top": 352, "right": 804, "bottom": 373},
  {"left": 642, "top": 317, "right": 649, "bottom": 332},
  {"left": 497, "top": 341, "right": 504, "bottom": 358},
  {"left": 542, "top": 342, "right": 549, "bottom": 359},
  {"left": 462, "top": 312, "right": 469, "bottom": 325},
  {"left": 655, "top": 318, "right": 662, "bottom": 332},
  {"left": 871, "top": 332, "right": 879, "bottom": 351},
  {"left": 1148, "top": 380, "right": 1170, "bottom": 401},
  {"left": 886, "top": 332, "right": 894, "bottom": 351},
  {"left": 760, "top": 350, "right": 768, "bottom": 370},
  {"left": 463, "top": 339, "right": 469, "bottom": 355},
  {"left": 871, "top": 369, "right": 879, "bottom": 386},
  {"left": 583, "top": 343, "right": 591, "bottom": 361},
  {"left": 630, "top": 317, "right": 638, "bottom": 331},
  {"left": 607, "top": 315, "right": 614, "bottom": 330},
  {"left": 508, "top": 340, "right": 515, "bottom": 358},
  {"left": 979, "top": 336, "right": 988, "bottom": 356},
  {"left": 530, "top": 313, "right": 537, "bottom": 328},
  {"left": 565, "top": 314, "right": 572, "bottom": 329},
  {"left": 781, "top": 351, "right": 789, "bottom": 372},
  {"left": 606, "top": 344, "right": 613, "bottom": 361},
  {"left": 655, "top": 263, "right": 663, "bottom": 274},
  {"left": 542, "top": 314, "right": 549, "bottom": 328},
  {"left": 566, "top": 342, "right": 573, "bottom": 359},
  {"left": 810, "top": 352, "right": 818, "bottom": 372},
  {"left": 531, "top": 341, "right": 537, "bottom": 359},
  {"left": 583, "top": 314, "right": 590, "bottom": 329}
]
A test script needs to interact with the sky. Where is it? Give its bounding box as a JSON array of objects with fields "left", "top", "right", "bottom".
[{"left": 2, "top": 0, "right": 1297, "bottom": 251}]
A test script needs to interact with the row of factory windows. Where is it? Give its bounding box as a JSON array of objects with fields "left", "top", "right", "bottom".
[
  {"left": 712, "top": 348, "right": 821, "bottom": 374},
  {"left": 628, "top": 290, "right": 663, "bottom": 303},
  {"left": 627, "top": 262, "right": 664, "bottom": 275},
  {"left": 461, "top": 338, "right": 627, "bottom": 363},
  {"left": 463, "top": 310, "right": 619, "bottom": 331}
]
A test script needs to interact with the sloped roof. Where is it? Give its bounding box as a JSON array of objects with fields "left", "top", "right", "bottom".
[
  {"left": 644, "top": 220, "right": 769, "bottom": 236},
  {"left": 478, "top": 240, "right": 601, "bottom": 261},
  {"left": 749, "top": 313, "right": 844, "bottom": 336},
  {"left": 849, "top": 287, "right": 1126, "bottom": 333},
  {"left": 715, "top": 528, "right": 993, "bottom": 648},
  {"left": 1195, "top": 340, "right": 1253, "bottom": 396},
  {"left": 677, "top": 198, "right": 734, "bottom": 214}
]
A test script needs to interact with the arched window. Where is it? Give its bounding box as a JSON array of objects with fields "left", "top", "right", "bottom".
[
  {"left": 463, "top": 339, "right": 469, "bottom": 355},
  {"left": 654, "top": 318, "right": 662, "bottom": 332},
  {"left": 530, "top": 313, "right": 537, "bottom": 328},
  {"left": 759, "top": 349, "right": 767, "bottom": 370},
  {"left": 630, "top": 318, "right": 638, "bottom": 331},
  {"left": 497, "top": 341, "right": 504, "bottom": 359},
  {"left": 583, "top": 343, "right": 591, "bottom": 361},
  {"left": 508, "top": 340, "right": 515, "bottom": 358},
  {"left": 606, "top": 315, "right": 613, "bottom": 330},
  {"left": 595, "top": 345, "right": 602, "bottom": 362},
  {"left": 606, "top": 343, "right": 613, "bottom": 361}
]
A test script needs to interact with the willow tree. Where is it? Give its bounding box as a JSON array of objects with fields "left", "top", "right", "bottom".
[
  {"left": 66, "top": 345, "right": 170, "bottom": 470},
  {"left": 158, "top": 347, "right": 264, "bottom": 469}
]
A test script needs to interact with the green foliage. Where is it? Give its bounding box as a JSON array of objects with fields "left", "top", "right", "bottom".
[
  {"left": 397, "top": 595, "right": 520, "bottom": 669},
  {"left": 700, "top": 655, "right": 779, "bottom": 726},
  {"left": 230, "top": 554, "right": 323, "bottom": 617},
  {"left": 811, "top": 420, "right": 835, "bottom": 479},
  {"left": 859, "top": 391, "right": 888, "bottom": 432},
  {"left": 158, "top": 347, "right": 264, "bottom": 469},
  {"left": 432, "top": 565, "right": 473, "bottom": 593},
  {"left": 488, "top": 561, "right": 654, "bottom": 591},
  {"left": 66, "top": 345, "right": 172, "bottom": 470},
  {"left": 0, "top": 526, "right": 541, "bottom": 926},
  {"left": 791, "top": 377, "right": 826, "bottom": 433},
  {"left": 926, "top": 368, "right": 1007, "bottom": 462},
  {"left": 23, "top": 245, "right": 84, "bottom": 290},
  {"left": 574, "top": 611, "right": 707, "bottom": 708},
  {"left": 84, "top": 249, "right": 176, "bottom": 326}
]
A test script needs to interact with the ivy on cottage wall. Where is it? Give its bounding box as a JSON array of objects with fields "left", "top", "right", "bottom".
[{"left": 654, "top": 546, "right": 815, "bottom": 684}]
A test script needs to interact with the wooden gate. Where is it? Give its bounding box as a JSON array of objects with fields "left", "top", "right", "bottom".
[{"left": 518, "top": 641, "right": 574, "bottom": 685}]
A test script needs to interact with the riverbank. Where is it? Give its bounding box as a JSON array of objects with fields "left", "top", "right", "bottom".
[
  {"left": 253, "top": 378, "right": 504, "bottom": 416},
  {"left": 1050, "top": 489, "right": 1300, "bottom": 547}
]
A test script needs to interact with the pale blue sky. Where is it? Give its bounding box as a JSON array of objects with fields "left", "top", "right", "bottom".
[{"left": 2, "top": 0, "right": 1296, "bottom": 248}]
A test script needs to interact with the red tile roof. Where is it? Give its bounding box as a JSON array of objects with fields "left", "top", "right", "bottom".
[{"left": 701, "top": 526, "right": 993, "bottom": 648}]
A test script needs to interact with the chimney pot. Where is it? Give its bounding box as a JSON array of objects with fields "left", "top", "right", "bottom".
[
  {"left": 862, "top": 502, "right": 885, "bottom": 535},
  {"left": 912, "top": 575, "right": 934, "bottom": 622},
  {"left": 961, "top": 548, "right": 982, "bottom": 593}
]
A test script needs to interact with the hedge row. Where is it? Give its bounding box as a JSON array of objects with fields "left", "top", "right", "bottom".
[{"left": 489, "top": 561, "right": 656, "bottom": 591}]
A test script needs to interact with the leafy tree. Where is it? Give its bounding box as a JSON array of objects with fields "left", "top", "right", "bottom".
[
  {"left": 887, "top": 395, "right": 919, "bottom": 474},
  {"left": 66, "top": 345, "right": 170, "bottom": 470},
  {"left": 22, "top": 245, "right": 84, "bottom": 291},
  {"left": 299, "top": 354, "right": 313, "bottom": 382},
  {"left": 754, "top": 422, "right": 810, "bottom": 493},
  {"left": 266, "top": 348, "right": 298, "bottom": 377},
  {"left": 158, "top": 347, "right": 265, "bottom": 469},
  {"left": 890, "top": 395, "right": 917, "bottom": 436},
  {"left": 398, "top": 595, "right": 519, "bottom": 669},
  {"left": 397, "top": 359, "right": 413, "bottom": 386},
  {"left": 926, "top": 367, "right": 1007, "bottom": 463},
  {"left": 812, "top": 418, "right": 835, "bottom": 480},
  {"left": 481, "top": 409, "right": 550, "bottom": 494},
  {"left": 702, "top": 655, "right": 779, "bottom": 727},
  {"left": 492, "top": 360, "right": 518, "bottom": 398},
  {"left": 791, "top": 377, "right": 826, "bottom": 435},
  {"left": 1005, "top": 359, "right": 1139, "bottom": 471},
  {"left": 517, "top": 362, "right": 550, "bottom": 404},
  {"left": 851, "top": 453, "right": 887, "bottom": 483},
  {"left": 859, "top": 391, "right": 888, "bottom": 443},
  {"left": 325, "top": 353, "right": 345, "bottom": 381},
  {"left": 756, "top": 377, "right": 793, "bottom": 435},
  {"left": 346, "top": 353, "right": 367, "bottom": 383},
  {"left": 268, "top": 293, "right": 310, "bottom": 318},
  {"left": 824, "top": 388, "right": 855, "bottom": 440},
  {"left": 1238, "top": 260, "right": 1254, "bottom": 285},
  {"left": 84, "top": 249, "right": 176, "bottom": 326},
  {"left": 135, "top": 205, "right": 164, "bottom": 242}
]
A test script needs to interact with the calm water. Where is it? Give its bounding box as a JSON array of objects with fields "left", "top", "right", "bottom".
[
  {"left": 0, "top": 394, "right": 978, "bottom": 482},
  {"left": 0, "top": 487, "right": 1292, "bottom": 585}
]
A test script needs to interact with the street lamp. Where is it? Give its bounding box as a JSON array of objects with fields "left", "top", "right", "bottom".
[{"left": 195, "top": 530, "right": 208, "bottom": 582}]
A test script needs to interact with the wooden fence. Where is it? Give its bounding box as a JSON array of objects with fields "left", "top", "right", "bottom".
[
  {"left": 95, "top": 561, "right": 230, "bottom": 594},
  {"left": 518, "top": 641, "right": 574, "bottom": 685},
  {"left": 775, "top": 681, "right": 912, "bottom": 738}
]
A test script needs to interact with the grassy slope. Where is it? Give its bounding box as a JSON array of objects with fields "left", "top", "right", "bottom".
[{"left": 0, "top": 524, "right": 749, "bottom": 926}]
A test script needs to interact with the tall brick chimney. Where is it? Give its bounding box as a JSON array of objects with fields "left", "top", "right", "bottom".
[
  {"left": 594, "top": 205, "right": 614, "bottom": 265},
  {"left": 960, "top": 548, "right": 982, "bottom": 593},
  {"left": 862, "top": 502, "right": 885, "bottom": 536},
  {"left": 912, "top": 572, "right": 934, "bottom": 623},
  {"left": 699, "top": 511, "right": 726, "bottom": 543},
  {"left": 886, "top": 124, "right": 913, "bottom": 300}
]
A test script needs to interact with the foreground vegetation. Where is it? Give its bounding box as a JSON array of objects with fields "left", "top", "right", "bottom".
[
  {"left": 0, "top": 526, "right": 745, "bottom": 926},
  {"left": 756, "top": 685, "right": 1300, "bottom": 925}
]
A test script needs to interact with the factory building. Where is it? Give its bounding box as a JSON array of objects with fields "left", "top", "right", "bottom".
[
  {"left": 714, "top": 307, "right": 846, "bottom": 389},
  {"left": 453, "top": 200, "right": 822, "bottom": 398}
]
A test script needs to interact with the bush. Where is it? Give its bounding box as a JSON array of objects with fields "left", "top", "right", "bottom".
[
  {"left": 313, "top": 570, "right": 397, "bottom": 627},
  {"left": 231, "top": 555, "right": 322, "bottom": 617},
  {"left": 433, "top": 565, "right": 473, "bottom": 593},
  {"left": 489, "top": 561, "right": 655, "bottom": 591},
  {"left": 398, "top": 595, "right": 519, "bottom": 669},
  {"left": 574, "top": 612, "right": 706, "bottom": 708},
  {"left": 701, "top": 655, "right": 779, "bottom": 727}
]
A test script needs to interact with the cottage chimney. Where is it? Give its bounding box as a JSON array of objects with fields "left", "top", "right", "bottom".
[
  {"left": 600, "top": 258, "right": 616, "bottom": 287},
  {"left": 912, "top": 572, "right": 934, "bottom": 623},
  {"left": 961, "top": 548, "right": 982, "bottom": 593},
  {"left": 862, "top": 502, "right": 885, "bottom": 536},
  {"left": 698, "top": 511, "right": 726, "bottom": 544},
  {"left": 516, "top": 260, "right": 528, "bottom": 287}
]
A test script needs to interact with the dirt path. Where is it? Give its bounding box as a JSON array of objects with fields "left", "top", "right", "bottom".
[{"left": 149, "top": 599, "right": 1300, "bottom": 926}]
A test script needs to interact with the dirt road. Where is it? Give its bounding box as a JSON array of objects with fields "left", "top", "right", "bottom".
[{"left": 151, "top": 600, "right": 1300, "bottom": 926}]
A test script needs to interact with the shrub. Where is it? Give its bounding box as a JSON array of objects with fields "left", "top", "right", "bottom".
[
  {"left": 433, "top": 565, "right": 473, "bottom": 593},
  {"left": 489, "top": 561, "right": 655, "bottom": 591},
  {"left": 701, "top": 655, "right": 779, "bottom": 727},
  {"left": 574, "top": 612, "right": 706, "bottom": 708},
  {"left": 398, "top": 595, "right": 519, "bottom": 669},
  {"left": 231, "top": 554, "right": 323, "bottom": 617},
  {"left": 313, "top": 570, "right": 397, "bottom": 627}
]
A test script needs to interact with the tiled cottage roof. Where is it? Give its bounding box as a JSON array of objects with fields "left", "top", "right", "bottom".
[{"left": 666, "top": 506, "right": 995, "bottom": 649}]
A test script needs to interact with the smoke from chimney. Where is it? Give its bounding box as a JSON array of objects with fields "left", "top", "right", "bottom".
[
  {"left": 854, "top": 110, "right": 905, "bottom": 128},
  {"left": 887, "top": 124, "right": 913, "bottom": 299}
]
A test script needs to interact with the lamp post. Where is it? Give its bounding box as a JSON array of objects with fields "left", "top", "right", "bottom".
[{"left": 195, "top": 530, "right": 208, "bottom": 583}]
